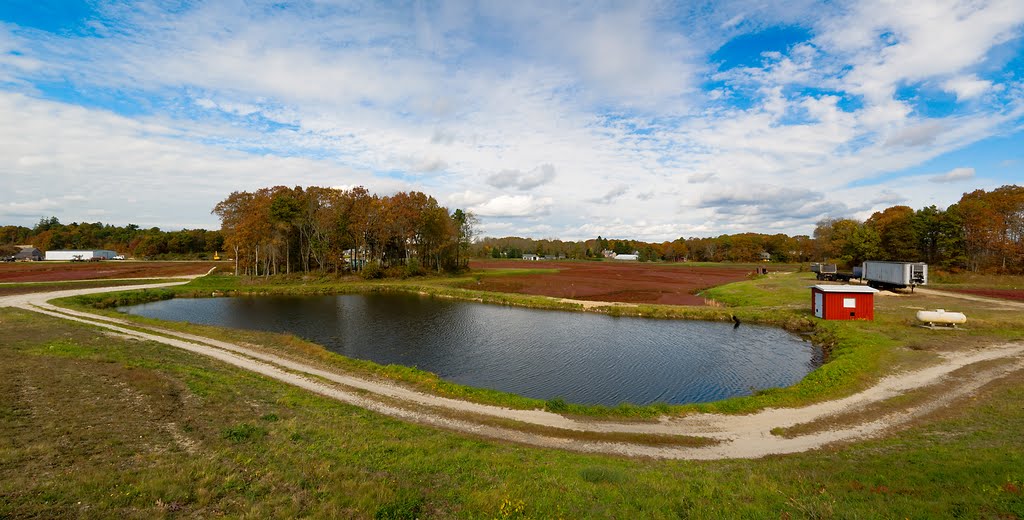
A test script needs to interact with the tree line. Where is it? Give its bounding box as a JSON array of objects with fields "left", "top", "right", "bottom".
[
  {"left": 0, "top": 217, "right": 223, "bottom": 259},
  {"left": 4, "top": 184, "right": 1020, "bottom": 274},
  {"left": 813, "top": 185, "right": 1023, "bottom": 272},
  {"left": 476, "top": 185, "right": 1023, "bottom": 273},
  {"left": 473, "top": 233, "right": 816, "bottom": 264},
  {"left": 212, "top": 186, "right": 477, "bottom": 277}
]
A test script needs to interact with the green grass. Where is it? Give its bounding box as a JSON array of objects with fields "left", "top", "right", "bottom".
[{"left": 2, "top": 307, "right": 1023, "bottom": 518}]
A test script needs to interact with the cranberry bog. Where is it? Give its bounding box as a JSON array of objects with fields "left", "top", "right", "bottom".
[
  {"left": 941, "top": 288, "right": 1024, "bottom": 302},
  {"left": 467, "top": 260, "right": 758, "bottom": 305},
  {"left": 0, "top": 261, "right": 221, "bottom": 283}
]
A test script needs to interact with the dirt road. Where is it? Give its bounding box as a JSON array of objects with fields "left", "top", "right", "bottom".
[{"left": 3, "top": 278, "right": 1022, "bottom": 459}]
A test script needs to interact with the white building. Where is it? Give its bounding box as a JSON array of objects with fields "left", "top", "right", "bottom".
[
  {"left": 613, "top": 254, "right": 639, "bottom": 261},
  {"left": 45, "top": 249, "right": 118, "bottom": 261}
]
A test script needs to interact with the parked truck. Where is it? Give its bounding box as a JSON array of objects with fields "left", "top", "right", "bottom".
[
  {"left": 862, "top": 261, "right": 927, "bottom": 291},
  {"left": 810, "top": 263, "right": 838, "bottom": 280}
]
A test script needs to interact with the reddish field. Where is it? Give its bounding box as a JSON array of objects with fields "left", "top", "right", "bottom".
[
  {"left": 0, "top": 261, "right": 222, "bottom": 283},
  {"left": 467, "top": 260, "right": 753, "bottom": 305},
  {"left": 943, "top": 288, "right": 1024, "bottom": 302}
]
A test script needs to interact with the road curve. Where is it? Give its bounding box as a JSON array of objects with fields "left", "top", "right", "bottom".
[{"left": 2, "top": 278, "right": 1022, "bottom": 460}]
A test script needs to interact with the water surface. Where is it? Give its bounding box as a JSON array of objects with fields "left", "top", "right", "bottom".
[{"left": 121, "top": 293, "right": 818, "bottom": 405}]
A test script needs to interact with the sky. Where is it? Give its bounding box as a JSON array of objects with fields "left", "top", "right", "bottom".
[{"left": 1, "top": 0, "right": 1022, "bottom": 241}]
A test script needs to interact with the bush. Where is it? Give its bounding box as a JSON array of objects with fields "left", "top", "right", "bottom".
[
  {"left": 361, "top": 262, "right": 383, "bottom": 280},
  {"left": 404, "top": 258, "right": 425, "bottom": 277}
]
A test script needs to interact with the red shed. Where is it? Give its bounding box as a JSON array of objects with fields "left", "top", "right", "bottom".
[{"left": 811, "top": 285, "right": 879, "bottom": 320}]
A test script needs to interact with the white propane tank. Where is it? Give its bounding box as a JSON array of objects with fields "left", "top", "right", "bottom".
[{"left": 916, "top": 309, "right": 967, "bottom": 327}]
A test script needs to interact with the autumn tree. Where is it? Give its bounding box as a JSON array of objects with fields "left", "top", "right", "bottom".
[{"left": 866, "top": 205, "right": 919, "bottom": 261}]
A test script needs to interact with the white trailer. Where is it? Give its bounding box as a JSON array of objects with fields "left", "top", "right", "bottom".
[
  {"left": 810, "top": 263, "right": 839, "bottom": 280},
  {"left": 44, "top": 249, "right": 119, "bottom": 261},
  {"left": 862, "top": 261, "right": 927, "bottom": 290}
]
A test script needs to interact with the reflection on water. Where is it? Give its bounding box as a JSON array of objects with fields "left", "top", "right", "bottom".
[{"left": 121, "top": 293, "right": 818, "bottom": 405}]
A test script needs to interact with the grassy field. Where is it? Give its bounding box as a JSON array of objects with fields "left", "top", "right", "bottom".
[{"left": 3, "top": 266, "right": 1024, "bottom": 517}]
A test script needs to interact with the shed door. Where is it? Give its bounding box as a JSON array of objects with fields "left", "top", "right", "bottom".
[{"left": 814, "top": 292, "right": 823, "bottom": 318}]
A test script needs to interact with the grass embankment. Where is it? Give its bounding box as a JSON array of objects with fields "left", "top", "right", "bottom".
[
  {"left": 0, "top": 278, "right": 182, "bottom": 297},
  {"left": 2, "top": 307, "right": 1023, "bottom": 518},
  {"left": 53, "top": 267, "right": 1024, "bottom": 419}
]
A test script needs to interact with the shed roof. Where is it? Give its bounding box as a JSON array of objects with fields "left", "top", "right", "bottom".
[{"left": 811, "top": 284, "right": 879, "bottom": 294}]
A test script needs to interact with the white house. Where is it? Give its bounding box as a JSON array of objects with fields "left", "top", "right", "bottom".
[
  {"left": 522, "top": 254, "right": 540, "bottom": 261},
  {"left": 45, "top": 249, "right": 118, "bottom": 261}
]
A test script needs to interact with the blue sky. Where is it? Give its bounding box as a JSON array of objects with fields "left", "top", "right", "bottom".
[{"left": 1, "top": 0, "right": 1022, "bottom": 239}]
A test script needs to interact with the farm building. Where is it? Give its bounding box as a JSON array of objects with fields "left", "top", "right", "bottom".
[
  {"left": 613, "top": 254, "right": 639, "bottom": 261},
  {"left": 44, "top": 249, "right": 118, "bottom": 261},
  {"left": 522, "top": 254, "right": 540, "bottom": 261},
  {"left": 13, "top": 245, "right": 42, "bottom": 261},
  {"left": 811, "top": 285, "right": 879, "bottom": 321}
]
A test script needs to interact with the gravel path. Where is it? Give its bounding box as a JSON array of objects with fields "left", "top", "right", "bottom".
[{"left": 3, "top": 276, "right": 1022, "bottom": 459}]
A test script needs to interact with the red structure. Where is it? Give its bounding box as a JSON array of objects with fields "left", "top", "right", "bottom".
[{"left": 811, "top": 285, "right": 879, "bottom": 321}]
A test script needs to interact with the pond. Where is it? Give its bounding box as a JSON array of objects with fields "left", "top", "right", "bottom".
[{"left": 120, "top": 293, "right": 819, "bottom": 406}]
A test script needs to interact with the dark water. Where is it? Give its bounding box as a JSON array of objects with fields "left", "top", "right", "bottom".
[{"left": 120, "top": 293, "right": 818, "bottom": 405}]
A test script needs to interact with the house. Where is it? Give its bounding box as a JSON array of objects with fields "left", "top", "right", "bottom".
[
  {"left": 44, "top": 249, "right": 119, "bottom": 261},
  {"left": 522, "top": 254, "right": 540, "bottom": 261},
  {"left": 810, "top": 285, "right": 879, "bottom": 321},
  {"left": 13, "top": 245, "right": 42, "bottom": 261},
  {"left": 759, "top": 251, "right": 771, "bottom": 262}
]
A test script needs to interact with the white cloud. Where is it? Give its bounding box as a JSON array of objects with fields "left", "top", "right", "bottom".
[
  {"left": 943, "top": 75, "right": 993, "bottom": 101},
  {"left": 470, "top": 195, "right": 553, "bottom": 218},
  {"left": 816, "top": 0, "right": 1024, "bottom": 103},
  {"left": 486, "top": 164, "right": 556, "bottom": 191},
  {"left": 929, "top": 167, "right": 975, "bottom": 183}
]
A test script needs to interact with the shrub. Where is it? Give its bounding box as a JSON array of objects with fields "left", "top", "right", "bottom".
[{"left": 361, "top": 262, "right": 384, "bottom": 280}]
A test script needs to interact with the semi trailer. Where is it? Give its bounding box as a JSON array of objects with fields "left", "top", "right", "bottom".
[
  {"left": 810, "top": 262, "right": 838, "bottom": 280},
  {"left": 862, "top": 261, "right": 927, "bottom": 290}
]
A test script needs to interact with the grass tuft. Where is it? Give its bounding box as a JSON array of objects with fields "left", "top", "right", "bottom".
[{"left": 222, "top": 423, "right": 268, "bottom": 443}]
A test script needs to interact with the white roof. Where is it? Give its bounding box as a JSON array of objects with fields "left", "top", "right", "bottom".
[{"left": 811, "top": 285, "right": 879, "bottom": 294}]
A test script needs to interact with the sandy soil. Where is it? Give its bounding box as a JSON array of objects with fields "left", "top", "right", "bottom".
[
  {"left": 4, "top": 276, "right": 1023, "bottom": 459},
  {"left": 467, "top": 260, "right": 753, "bottom": 305},
  {"left": 0, "top": 261, "right": 221, "bottom": 283}
]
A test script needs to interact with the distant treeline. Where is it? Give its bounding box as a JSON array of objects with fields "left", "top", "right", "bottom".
[
  {"left": 0, "top": 217, "right": 223, "bottom": 259},
  {"left": 5, "top": 184, "right": 1020, "bottom": 274},
  {"left": 212, "top": 186, "right": 476, "bottom": 277},
  {"left": 813, "top": 185, "right": 1023, "bottom": 272},
  {"left": 476, "top": 185, "right": 1024, "bottom": 273},
  {"left": 472, "top": 234, "right": 815, "bottom": 264}
]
